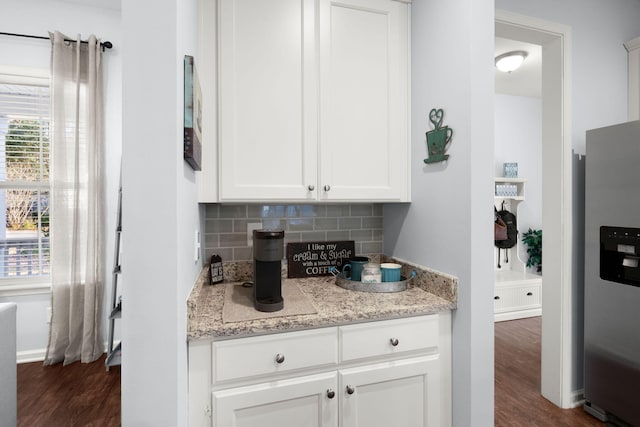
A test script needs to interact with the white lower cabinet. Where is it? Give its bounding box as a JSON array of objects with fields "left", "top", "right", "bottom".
[
  {"left": 493, "top": 276, "right": 542, "bottom": 322},
  {"left": 213, "top": 372, "right": 338, "bottom": 427},
  {"left": 340, "top": 356, "right": 439, "bottom": 427},
  {"left": 189, "top": 314, "right": 451, "bottom": 427}
]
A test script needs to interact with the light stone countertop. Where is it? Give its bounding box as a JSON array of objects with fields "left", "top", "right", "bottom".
[{"left": 187, "top": 257, "right": 458, "bottom": 341}]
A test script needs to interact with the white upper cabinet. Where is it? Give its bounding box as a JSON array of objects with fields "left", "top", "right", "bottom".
[
  {"left": 318, "top": 0, "right": 409, "bottom": 201},
  {"left": 196, "top": 0, "right": 218, "bottom": 203},
  {"left": 216, "top": 0, "right": 410, "bottom": 202},
  {"left": 218, "top": 0, "right": 317, "bottom": 201}
]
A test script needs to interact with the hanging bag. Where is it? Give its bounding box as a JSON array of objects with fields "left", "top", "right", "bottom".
[
  {"left": 494, "top": 207, "right": 507, "bottom": 241},
  {"left": 495, "top": 202, "right": 518, "bottom": 249}
]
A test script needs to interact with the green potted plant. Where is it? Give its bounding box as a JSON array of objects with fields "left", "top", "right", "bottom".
[{"left": 522, "top": 228, "right": 542, "bottom": 273}]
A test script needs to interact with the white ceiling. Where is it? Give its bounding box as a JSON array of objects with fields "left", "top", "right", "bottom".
[{"left": 495, "top": 37, "right": 542, "bottom": 98}]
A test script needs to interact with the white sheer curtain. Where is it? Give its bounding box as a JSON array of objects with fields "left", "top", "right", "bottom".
[{"left": 44, "top": 31, "right": 104, "bottom": 365}]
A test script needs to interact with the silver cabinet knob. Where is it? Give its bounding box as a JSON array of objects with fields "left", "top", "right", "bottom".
[
  {"left": 275, "top": 353, "right": 285, "bottom": 364},
  {"left": 390, "top": 338, "right": 399, "bottom": 347},
  {"left": 346, "top": 385, "right": 355, "bottom": 395},
  {"left": 326, "top": 389, "right": 335, "bottom": 399},
  {"left": 308, "top": 185, "right": 315, "bottom": 191},
  {"left": 324, "top": 185, "right": 331, "bottom": 192}
]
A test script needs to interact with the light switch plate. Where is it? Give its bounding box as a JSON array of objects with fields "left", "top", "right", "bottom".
[{"left": 194, "top": 230, "right": 200, "bottom": 263}]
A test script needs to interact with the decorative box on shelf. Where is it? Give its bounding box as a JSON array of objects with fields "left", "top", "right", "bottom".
[
  {"left": 495, "top": 183, "right": 518, "bottom": 197},
  {"left": 494, "top": 177, "right": 525, "bottom": 200},
  {"left": 503, "top": 162, "right": 518, "bottom": 178}
]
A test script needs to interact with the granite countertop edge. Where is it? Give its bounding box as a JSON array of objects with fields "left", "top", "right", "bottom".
[{"left": 187, "top": 257, "right": 458, "bottom": 341}]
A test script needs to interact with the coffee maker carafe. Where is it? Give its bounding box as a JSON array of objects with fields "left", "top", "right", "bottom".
[{"left": 253, "top": 229, "right": 284, "bottom": 312}]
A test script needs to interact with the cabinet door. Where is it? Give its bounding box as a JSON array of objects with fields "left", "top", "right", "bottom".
[
  {"left": 189, "top": 341, "right": 213, "bottom": 427},
  {"left": 340, "top": 356, "right": 440, "bottom": 427},
  {"left": 218, "top": 0, "right": 318, "bottom": 201},
  {"left": 319, "top": 0, "right": 409, "bottom": 201},
  {"left": 213, "top": 372, "right": 338, "bottom": 427}
]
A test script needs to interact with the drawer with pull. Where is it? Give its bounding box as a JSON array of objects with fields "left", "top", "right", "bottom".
[
  {"left": 339, "top": 315, "right": 439, "bottom": 362},
  {"left": 494, "top": 283, "right": 541, "bottom": 312},
  {"left": 212, "top": 327, "right": 338, "bottom": 383}
]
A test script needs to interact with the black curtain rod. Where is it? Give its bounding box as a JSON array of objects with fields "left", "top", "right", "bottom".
[{"left": 0, "top": 31, "right": 113, "bottom": 51}]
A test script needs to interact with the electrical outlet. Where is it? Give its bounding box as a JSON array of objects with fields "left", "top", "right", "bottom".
[
  {"left": 195, "top": 230, "right": 201, "bottom": 263},
  {"left": 247, "top": 223, "right": 262, "bottom": 246}
]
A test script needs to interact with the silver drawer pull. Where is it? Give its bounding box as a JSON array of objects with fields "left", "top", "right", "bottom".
[
  {"left": 275, "top": 353, "right": 285, "bottom": 364},
  {"left": 324, "top": 185, "right": 331, "bottom": 192},
  {"left": 346, "top": 385, "right": 355, "bottom": 395},
  {"left": 326, "top": 389, "right": 335, "bottom": 399},
  {"left": 526, "top": 292, "right": 533, "bottom": 296},
  {"left": 308, "top": 185, "right": 315, "bottom": 191},
  {"left": 390, "top": 338, "right": 399, "bottom": 347}
]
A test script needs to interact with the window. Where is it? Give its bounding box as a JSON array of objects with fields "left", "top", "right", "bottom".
[{"left": 0, "top": 68, "right": 50, "bottom": 295}]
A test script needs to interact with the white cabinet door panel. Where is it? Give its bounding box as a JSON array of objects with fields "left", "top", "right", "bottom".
[
  {"left": 219, "top": 0, "right": 318, "bottom": 200},
  {"left": 340, "top": 356, "right": 440, "bottom": 427},
  {"left": 319, "top": 0, "right": 408, "bottom": 201},
  {"left": 213, "top": 372, "right": 338, "bottom": 427}
]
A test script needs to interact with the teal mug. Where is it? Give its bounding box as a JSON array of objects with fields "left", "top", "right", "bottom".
[
  {"left": 342, "top": 256, "right": 369, "bottom": 281},
  {"left": 381, "top": 263, "right": 402, "bottom": 282}
]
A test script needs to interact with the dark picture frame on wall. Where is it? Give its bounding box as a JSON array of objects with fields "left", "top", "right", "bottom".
[{"left": 184, "top": 55, "right": 202, "bottom": 171}]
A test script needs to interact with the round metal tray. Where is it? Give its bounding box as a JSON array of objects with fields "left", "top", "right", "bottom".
[{"left": 333, "top": 270, "right": 416, "bottom": 293}]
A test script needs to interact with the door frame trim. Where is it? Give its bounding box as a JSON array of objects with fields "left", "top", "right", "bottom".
[{"left": 495, "top": 9, "right": 574, "bottom": 408}]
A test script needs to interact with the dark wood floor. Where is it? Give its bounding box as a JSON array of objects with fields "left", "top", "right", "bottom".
[
  {"left": 17, "top": 354, "right": 120, "bottom": 427},
  {"left": 495, "top": 316, "right": 604, "bottom": 426}
]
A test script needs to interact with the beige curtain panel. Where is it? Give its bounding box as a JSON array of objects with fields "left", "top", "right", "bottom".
[{"left": 44, "top": 31, "right": 105, "bottom": 366}]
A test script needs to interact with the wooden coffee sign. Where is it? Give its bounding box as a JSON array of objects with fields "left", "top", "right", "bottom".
[{"left": 287, "top": 241, "right": 355, "bottom": 278}]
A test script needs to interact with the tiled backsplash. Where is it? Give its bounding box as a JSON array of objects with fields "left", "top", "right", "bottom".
[{"left": 204, "top": 204, "right": 383, "bottom": 262}]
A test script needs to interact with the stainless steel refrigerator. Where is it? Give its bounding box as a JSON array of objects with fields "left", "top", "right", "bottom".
[{"left": 584, "top": 120, "right": 640, "bottom": 426}]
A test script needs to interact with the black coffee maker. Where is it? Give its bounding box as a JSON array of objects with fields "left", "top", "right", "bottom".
[{"left": 253, "top": 229, "right": 285, "bottom": 312}]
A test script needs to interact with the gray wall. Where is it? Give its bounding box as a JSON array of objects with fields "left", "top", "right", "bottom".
[
  {"left": 384, "top": 1, "right": 495, "bottom": 425},
  {"left": 203, "top": 203, "right": 383, "bottom": 262},
  {"left": 121, "top": 0, "right": 202, "bottom": 425},
  {"left": 496, "top": 0, "right": 640, "bottom": 392}
]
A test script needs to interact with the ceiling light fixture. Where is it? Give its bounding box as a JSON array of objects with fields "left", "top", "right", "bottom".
[{"left": 495, "top": 50, "right": 528, "bottom": 73}]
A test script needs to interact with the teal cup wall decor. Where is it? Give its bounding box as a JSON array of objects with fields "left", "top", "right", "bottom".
[
  {"left": 380, "top": 262, "right": 402, "bottom": 282},
  {"left": 424, "top": 108, "right": 453, "bottom": 164},
  {"left": 341, "top": 256, "right": 369, "bottom": 281}
]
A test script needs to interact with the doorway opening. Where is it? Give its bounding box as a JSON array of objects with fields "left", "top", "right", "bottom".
[{"left": 494, "top": 10, "right": 574, "bottom": 408}]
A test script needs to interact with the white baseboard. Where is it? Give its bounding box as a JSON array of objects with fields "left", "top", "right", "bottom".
[
  {"left": 17, "top": 341, "right": 115, "bottom": 364},
  {"left": 494, "top": 307, "right": 542, "bottom": 322},
  {"left": 17, "top": 348, "right": 46, "bottom": 364},
  {"left": 570, "top": 389, "right": 585, "bottom": 408}
]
